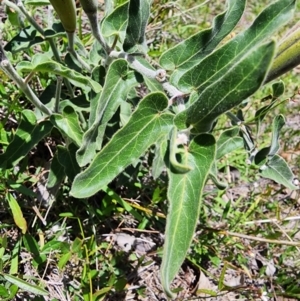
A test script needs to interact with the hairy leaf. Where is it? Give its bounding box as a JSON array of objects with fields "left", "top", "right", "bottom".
[
  {"left": 161, "top": 134, "right": 216, "bottom": 298},
  {"left": 57, "top": 144, "right": 80, "bottom": 182},
  {"left": 160, "top": 0, "right": 246, "bottom": 85},
  {"left": 71, "top": 92, "right": 174, "bottom": 198},
  {"left": 101, "top": 1, "right": 129, "bottom": 43},
  {"left": 176, "top": 0, "right": 295, "bottom": 131},
  {"left": 269, "top": 115, "right": 285, "bottom": 158},
  {"left": 176, "top": 42, "right": 276, "bottom": 131},
  {"left": 260, "top": 155, "right": 299, "bottom": 190},
  {"left": 51, "top": 106, "right": 83, "bottom": 147},
  {"left": 217, "top": 127, "right": 243, "bottom": 159},
  {"left": 76, "top": 59, "right": 137, "bottom": 167},
  {"left": 17, "top": 54, "right": 101, "bottom": 93},
  {"left": 47, "top": 154, "right": 65, "bottom": 189},
  {"left": 123, "top": 0, "right": 151, "bottom": 53}
]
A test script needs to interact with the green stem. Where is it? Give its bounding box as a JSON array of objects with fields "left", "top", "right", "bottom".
[
  {"left": 48, "top": 39, "right": 74, "bottom": 97},
  {"left": 54, "top": 76, "right": 63, "bottom": 113},
  {"left": 265, "top": 24, "right": 300, "bottom": 83}
]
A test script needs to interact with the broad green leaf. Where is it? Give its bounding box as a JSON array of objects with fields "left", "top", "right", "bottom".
[
  {"left": 161, "top": 134, "right": 216, "bottom": 298},
  {"left": 57, "top": 144, "right": 80, "bottom": 182},
  {"left": 50, "top": 106, "right": 83, "bottom": 146},
  {"left": 71, "top": 92, "right": 174, "bottom": 198},
  {"left": 4, "top": 24, "right": 65, "bottom": 53},
  {"left": 0, "top": 285, "right": 9, "bottom": 298},
  {"left": 101, "top": 1, "right": 129, "bottom": 43},
  {"left": 46, "top": 154, "right": 65, "bottom": 189},
  {"left": 260, "top": 155, "right": 299, "bottom": 190},
  {"left": 176, "top": 0, "right": 295, "bottom": 130},
  {"left": 123, "top": 0, "right": 151, "bottom": 53},
  {"left": 76, "top": 59, "right": 137, "bottom": 167},
  {"left": 4, "top": 26, "right": 43, "bottom": 53},
  {"left": 216, "top": 127, "right": 243, "bottom": 159},
  {"left": 17, "top": 54, "right": 102, "bottom": 93},
  {"left": 268, "top": 115, "right": 285, "bottom": 158},
  {"left": 3, "top": 274, "right": 48, "bottom": 296},
  {"left": 59, "top": 95, "right": 90, "bottom": 113},
  {"left": 0, "top": 110, "right": 53, "bottom": 168},
  {"left": 179, "top": 0, "right": 295, "bottom": 92},
  {"left": 160, "top": 0, "right": 246, "bottom": 84},
  {"left": 272, "top": 80, "right": 285, "bottom": 98},
  {"left": 120, "top": 101, "right": 132, "bottom": 126},
  {"left": 176, "top": 41, "right": 276, "bottom": 132},
  {"left": 6, "top": 193, "right": 27, "bottom": 234}
]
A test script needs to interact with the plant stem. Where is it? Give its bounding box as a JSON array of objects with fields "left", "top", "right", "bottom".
[
  {"left": 223, "top": 230, "right": 300, "bottom": 246},
  {"left": 110, "top": 51, "right": 185, "bottom": 103},
  {"left": 66, "top": 32, "right": 92, "bottom": 72},
  {"left": 0, "top": 58, "right": 52, "bottom": 115},
  {"left": 4, "top": 0, "right": 74, "bottom": 97},
  {"left": 54, "top": 76, "right": 63, "bottom": 112},
  {"left": 244, "top": 215, "right": 300, "bottom": 225}
]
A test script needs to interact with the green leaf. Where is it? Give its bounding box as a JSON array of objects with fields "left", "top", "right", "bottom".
[
  {"left": 6, "top": 193, "right": 27, "bottom": 234},
  {"left": 9, "top": 240, "right": 21, "bottom": 275},
  {"left": 161, "top": 134, "right": 216, "bottom": 298},
  {"left": 71, "top": 92, "right": 174, "bottom": 198},
  {"left": 269, "top": 115, "right": 285, "bottom": 158},
  {"left": 176, "top": 41, "right": 276, "bottom": 132},
  {"left": 76, "top": 59, "right": 137, "bottom": 167},
  {"left": 3, "top": 274, "right": 48, "bottom": 296},
  {"left": 176, "top": 0, "right": 295, "bottom": 131},
  {"left": 51, "top": 106, "right": 83, "bottom": 146},
  {"left": 57, "top": 144, "right": 80, "bottom": 182},
  {"left": 4, "top": 26, "right": 43, "bottom": 53},
  {"left": 216, "top": 127, "right": 243, "bottom": 159},
  {"left": 272, "top": 80, "right": 285, "bottom": 98},
  {"left": 152, "top": 137, "right": 168, "bottom": 179},
  {"left": 179, "top": 0, "right": 295, "bottom": 92},
  {"left": 260, "top": 155, "right": 299, "bottom": 190},
  {"left": 103, "top": 186, "right": 143, "bottom": 221},
  {"left": 255, "top": 115, "right": 285, "bottom": 165},
  {"left": 123, "top": 0, "right": 151, "bottom": 53},
  {"left": 17, "top": 54, "right": 102, "bottom": 93},
  {"left": 46, "top": 154, "right": 65, "bottom": 189},
  {"left": 160, "top": 0, "right": 246, "bottom": 84},
  {"left": 23, "top": 234, "right": 45, "bottom": 265},
  {"left": 101, "top": 1, "right": 129, "bottom": 43},
  {"left": 0, "top": 110, "right": 53, "bottom": 168}
]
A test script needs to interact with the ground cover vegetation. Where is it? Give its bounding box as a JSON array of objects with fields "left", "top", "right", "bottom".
[{"left": 0, "top": 0, "right": 300, "bottom": 300}]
